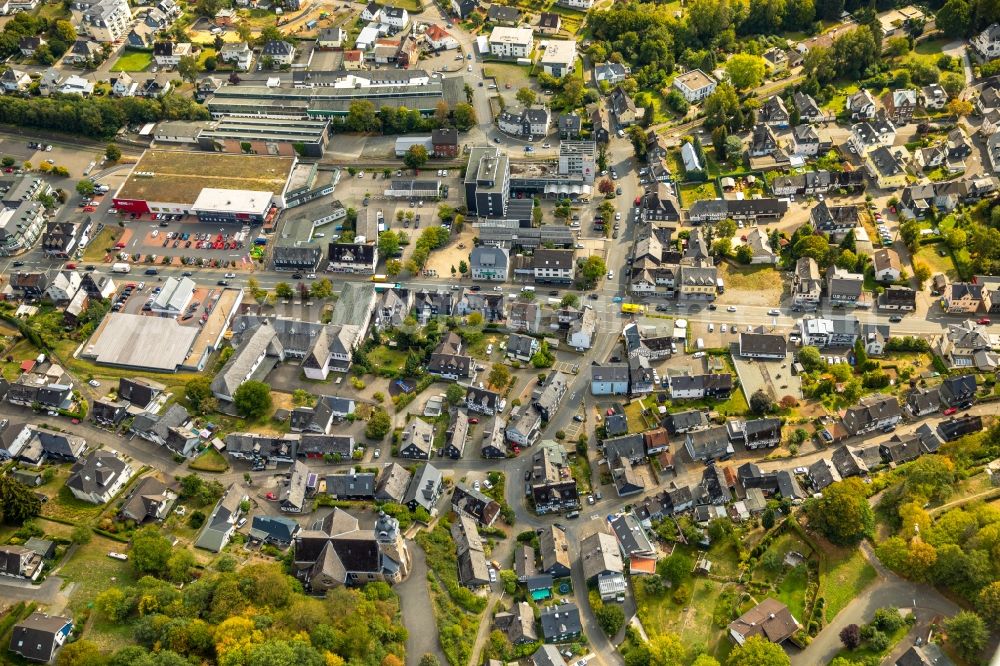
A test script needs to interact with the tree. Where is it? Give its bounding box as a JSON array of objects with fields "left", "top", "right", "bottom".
[
  {"left": 166, "top": 548, "right": 195, "bottom": 583},
  {"left": 725, "top": 54, "right": 766, "bottom": 90},
  {"left": 872, "top": 607, "right": 904, "bottom": 633},
  {"left": 177, "top": 55, "right": 199, "bottom": 85},
  {"left": 419, "top": 655, "right": 440, "bottom": 666},
  {"left": 936, "top": 0, "right": 972, "bottom": 38},
  {"left": 735, "top": 244, "right": 753, "bottom": 264},
  {"left": 762, "top": 507, "right": 776, "bottom": 529},
  {"left": 56, "top": 640, "right": 104, "bottom": 666},
  {"left": 806, "top": 478, "right": 874, "bottom": 545},
  {"left": 657, "top": 552, "right": 693, "bottom": 587},
  {"left": 105, "top": 143, "right": 121, "bottom": 162},
  {"left": 943, "top": 611, "right": 988, "bottom": 661},
  {"left": 379, "top": 230, "right": 401, "bottom": 258},
  {"left": 627, "top": 125, "right": 648, "bottom": 159},
  {"left": 403, "top": 145, "right": 429, "bottom": 170},
  {"left": 453, "top": 103, "right": 476, "bottom": 130},
  {"left": 365, "top": 407, "right": 391, "bottom": 439},
  {"left": 185, "top": 376, "right": 213, "bottom": 412},
  {"left": 458, "top": 260, "right": 469, "bottom": 275},
  {"left": 531, "top": 341, "right": 556, "bottom": 369},
  {"left": 598, "top": 179, "right": 615, "bottom": 196},
  {"left": 0, "top": 476, "right": 41, "bottom": 525},
  {"left": 839, "top": 624, "right": 861, "bottom": 649},
  {"left": 595, "top": 603, "right": 624, "bottom": 636},
  {"left": 274, "top": 282, "right": 293, "bottom": 298},
  {"left": 726, "top": 636, "right": 790, "bottom": 666},
  {"left": 76, "top": 180, "right": 96, "bottom": 197},
  {"left": 386, "top": 259, "right": 402, "bottom": 276},
  {"left": 749, "top": 389, "right": 774, "bottom": 415},
  {"left": 445, "top": 383, "right": 465, "bottom": 405},
  {"left": 560, "top": 293, "right": 579, "bottom": 308},
  {"left": 578, "top": 255, "right": 607, "bottom": 288},
  {"left": 852, "top": 338, "right": 868, "bottom": 368},
  {"left": 131, "top": 525, "right": 173, "bottom": 575},
  {"left": 72, "top": 524, "right": 92, "bottom": 544},
  {"left": 488, "top": 364, "right": 511, "bottom": 389},
  {"left": 704, "top": 83, "right": 742, "bottom": 131},
  {"left": 310, "top": 278, "right": 333, "bottom": 300},
  {"left": 468, "top": 311, "right": 483, "bottom": 327},
  {"left": 233, "top": 380, "right": 272, "bottom": 420},
  {"left": 946, "top": 98, "right": 973, "bottom": 116},
  {"left": 977, "top": 582, "right": 1000, "bottom": 625},
  {"left": 515, "top": 87, "right": 536, "bottom": 107}
]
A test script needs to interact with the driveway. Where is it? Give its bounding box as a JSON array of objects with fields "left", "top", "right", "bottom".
[
  {"left": 397, "top": 540, "right": 447, "bottom": 666},
  {"left": 789, "top": 543, "right": 960, "bottom": 666},
  {"left": 0, "top": 575, "right": 68, "bottom": 609}
]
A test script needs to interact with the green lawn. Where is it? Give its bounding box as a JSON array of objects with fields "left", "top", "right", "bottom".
[
  {"left": 59, "top": 534, "right": 138, "bottom": 615},
  {"left": 819, "top": 547, "right": 877, "bottom": 623},
  {"left": 831, "top": 623, "right": 908, "bottom": 663},
  {"left": 189, "top": 447, "right": 229, "bottom": 473},
  {"left": 678, "top": 181, "right": 718, "bottom": 206},
  {"left": 111, "top": 49, "right": 153, "bottom": 72},
  {"left": 915, "top": 243, "right": 961, "bottom": 281},
  {"left": 775, "top": 565, "right": 809, "bottom": 622},
  {"left": 368, "top": 345, "right": 408, "bottom": 374},
  {"left": 41, "top": 484, "right": 105, "bottom": 525}
]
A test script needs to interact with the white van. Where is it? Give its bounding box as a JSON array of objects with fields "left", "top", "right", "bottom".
[{"left": 521, "top": 285, "right": 535, "bottom": 292}]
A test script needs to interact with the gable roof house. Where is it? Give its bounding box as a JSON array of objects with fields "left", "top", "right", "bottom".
[
  {"left": 846, "top": 89, "right": 878, "bottom": 120},
  {"left": 444, "top": 410, "right": 469, "bottom": 459},
  {"left": 843, "top": 394, "right": 902, "bottom": 435},
  {"left": 249, "top": 514, "right": 301, "bottom": 546},
  {"left": 374, "top": 462, "right": 412, "bottom": 504},
  {"left": 466, "top": 385, "right": 500, "bottom": 415},
  {"left": 939, "top": 374, "right": 977, "bottom": 407},
  {"left": 881, "top": 88, "right": 918, "bottom": 124},
  {"left": 403, "top": 463, "right": 443, "bottom": 513},
  {"left": 399, "top": 419, "right": 434, "bottom": 459},
  {"left": 452, "top": 483, "right": 501, "bottom": 526},
  {"left": 118, "top": 475, "right": 175, "bottom": 523},
  {"left": 538, "top": 524, "right": 572, "bottom": 577},
  {"left": 66, "top": 450, "right": 133, "bottom": 505},
  {"left": 529, "top": 440, "right": 579, "bottom": 514},
  {"left": 326, "top": 469, "right": 376, "bottom": 500},
  {"left": 758, "top": 95, "right": 790, "bottom": 127},
  {"left": 194, "top": 483, "right": 246, "bottom": 552},
  {"left": 728, "top": 598, "right": 799, "bottom": 646},
  {"left": 293, "top": 508, "right": 410, "bottom": 591},
  {"left": 0, "top": 545, "right": 43, "bottom": 581},
  {"left": 9, "top": 612, "right": 74, "bottom": 663},
  {"left": 539, "top": 603, "right": 581, "bottom": 643},
  {"left": 685, "top": 424, "right": 734, "bottom": 462},
  {"left": 495, "top": 601, "right": 539, "bottom": 644}
]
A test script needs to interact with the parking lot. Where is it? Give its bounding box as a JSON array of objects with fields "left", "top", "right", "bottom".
[{"left": 114, "top": 217, "right": 257, "bottom": 269}]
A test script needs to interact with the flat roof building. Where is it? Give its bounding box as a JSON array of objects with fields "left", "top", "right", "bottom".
[{"left": 196, "top": 115, "right": 330, "bottom": 158}]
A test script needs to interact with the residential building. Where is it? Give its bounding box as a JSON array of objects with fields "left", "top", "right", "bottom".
[
  {"left": 118, "top": 476, "right": 175, "bottom": 523},
  {"left": 509, "top": 300, "right": 542, "bottom": 333},
  {"left": 609, "top": 86, "right": 643, "bottom": 126},
  {"left": 939, "top": 375, "right": 977, "bottom": 407},
  {"left": 470, "top": 245, "right": 509, "bottom": 281},
  {"left": 684, "top": 424, "right": 733, "bottom": 462},
  {"left": 219, "top": 42, "right": 253, "bottom": 70},
  {"left": 539, "top": 604, "right": 581, "bottom": 643},
  {"left": 81, "top": 0, "right": 132, "bottom": 43},
  {"left": 843, "top": 394, "right": 903, "bottom": 435},
  {"left": 728, "top": 598, "right": 799, "bottom": 645},
  {"left": 375, "top": 463, "right": 411, "bottom": 504},
  {"left": 399, "top": 419, "right": 434, "bottom": 459},
  {"left": 943, "top": 282, "right": 985, "bottom": 313},
  {"left": 811, "top": 201, "right": 861, "bottom": 233},
  {"left": 293, "top": 508, "right": 410, "bottom": 590},
  {"left": 66, "top": 450, "right": 133, "bottom": 505},
  {"left": 865, "top": 146, "right": 909, "bottom": 190},
  {"left": 8, "top": 613, "right": 73, "bottom": 663},
  {"left": 591, "top": 364, "right": 629, "bottom": 396},
  {"left": 594, "top": 63, "right": 629, "bottom": 86},
  {"left": 533, "top": 371, "right": 567, "bottom": 421},
  {"left": 153, "top": 41, "right": 193, "bottom": 66},
  {"left": 972, "top": 23, "right": 1000, "bottom": 60},
  {"left": 529, "top": 440, "right": 579, "bottom": 514},
  {"left": 881, "top": 89, "right": 918, "bottom": 124},
  {"left": 489, "top": 27, "right": 533, "bottom": 58},
  {"left": 826, "top": 265, "right": 865, "bottom": 307},
  {"left": 497, "top": 106, "right": 550, "bottom": 139},
  {"left": 403, "top": 463, "right": 442, "bottom": 513},
  {"left": 538, "top": 39, "right": 576, "bottom": 77},
  {"left": 849, "top": 113, "right": 896, "bottom": 154},
  {"left": 673, "top": 69, "right": 716, "bottom": 103},
  {"left": 507, "top": 406, "right": 542, "bottom": 448},
  {"left": 262, "top": 40, "right": 296, "bottom": 65},
  {"left": 737, "top": 332, "right": 787, "bottom": 359},
  {"left": 792, "top": 257, "right": 822, "bottom": 311},
  {"left": 906, "top": 386, "right": 941, "bottom": 417},
  {"left": 873, "top": 248, "right": 902, "bottom": 282},
  {"left": 846, "top": 89, "right": 877, "bottom": 120},
  {"left": 539, "top": 525, "right": 571, "bottom": 577},
  {"left": 758, "top": 95, "right": 790, "bottom": 127}
]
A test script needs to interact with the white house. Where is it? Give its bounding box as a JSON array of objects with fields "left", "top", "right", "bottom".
[
  {"left": 972, "top": 23, "right": 1000, "bottom": 61},
  {"left": 111, "top": 72, "right": 137, "bottom": 97},
  {"left": 538, "top": 39, "right": 576, "bottom": 77},
  {"left": 872, "top": 248, "right": 902, "bottom": 282},
  {"left": 1, "top": 69, "right": 31, "bottom": 92},
  {"left": 153, "top": 41, "right": 193, "bottom": 66},
  {"left": 65, "top": 451, "right": 134, "bottom": 505},
  {"left": 489, "top": 27, "right": 533, "bottom": 58},
  {"left": 381, "top": 6, "right": 409, "bottom": 29},
  {"left": 262, "top": 40, "right": 296, "bottom": 66},
  {"left": 58, "top": 75, "right": 94, "bottom": 96},
  {"left": 219, "top": 42, "right": 253, "bottom": 70},
  {"left": 672, "top": 69, "right": 716, "bottom": 103},
  {"left": 424, "top": 24, "right": 458, "bottom": 51}
]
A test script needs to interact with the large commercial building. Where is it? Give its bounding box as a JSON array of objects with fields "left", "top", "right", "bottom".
[
  {"left": 196, "top": 116, "right": 331, "bottom": 158},
  {"left": 205, "top": 70, "right": 465, "bottom": 119},
  {"left": 112, "top": 150, "right": 296, "bottom": 223},
  {"left": 465, "top": 146, "right": 510, "bottom": 217}
]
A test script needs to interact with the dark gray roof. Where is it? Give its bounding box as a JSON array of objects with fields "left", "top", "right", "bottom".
[
  {"left": 539, "top": 603, "right": 581, "bottom": 640},
  {"left": 327, "top": 470, "right": 376, "bottom": 498}
]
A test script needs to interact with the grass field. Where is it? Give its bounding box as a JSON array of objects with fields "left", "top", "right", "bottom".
[
  {"left": 82, "top": 226, "right": 122, "bottom": 262},
  {"left": 111, "top": 49, "right": 153, "bottom": 72},
  {"left": 915, "top": 243, "right": 961, "bottom": 281},
  {"left": 832, "top": 623, "right": 908, "bottom": 663},
  {"left": 483, "top": 62, "right": 533, "bottom": 90},
  {"left": 189, "top": 447, "right": 229, "bottom": 472},
  {"left": 819, "top": 546, "right": 877, "bottom": 622},
  {"left": 678, "top": 181, "right": 718, "bottom": 206},
  {"left": 368, "top": 345, "right": 409, "bottom": 374},
  {"left": 718, "top": 263, "right": 783, "bottom": 293},
  {"left": 775, "top": 564, "right": 809, "bottom": 622},
  {"left": 59, "top": 535, "right": 138, "bottom": 615},
  {"left": 40, "top": 473, "right": 105, "bottom": 525}
]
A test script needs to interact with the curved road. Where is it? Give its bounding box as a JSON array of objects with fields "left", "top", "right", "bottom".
[{"left": 789, "top": 543, "right": 960, "bottom": 666}]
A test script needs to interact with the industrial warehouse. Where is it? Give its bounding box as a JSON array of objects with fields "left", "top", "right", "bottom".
[{"left": 111, "top": 150, "right": 298, "bottom": 222}]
